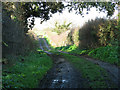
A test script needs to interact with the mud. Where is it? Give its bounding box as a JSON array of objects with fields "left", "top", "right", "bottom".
[
  {"left": 38, "top": 37, "right": 119, "bottom": 88},
  {"left": 39, "top": 55, "right": 86, "bottom": 88},
  {"left": 80, "top": 55, "right": 120, "bottom": 87}
]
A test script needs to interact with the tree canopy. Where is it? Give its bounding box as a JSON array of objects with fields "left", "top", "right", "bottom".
[
  {"left": 67, "top": 2, "right": 117, "bottom": 17},
  {"left": 2, "top": 2, "right": 118, "bottom": 30}
]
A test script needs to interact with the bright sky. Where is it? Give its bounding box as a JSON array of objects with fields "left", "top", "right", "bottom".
[{"left": 33, "top": 5, "right": 118, "bottom": 30}]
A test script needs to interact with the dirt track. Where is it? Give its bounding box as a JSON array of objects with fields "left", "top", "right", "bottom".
[
  {"left": 39, "top": 55, "right": 86, "bottom": 88},
  {"left": 39, "top": 38, "right": 87, "bottom": 88},
  {"left": 81, "top": 56, "right": 119, "bottom": 86},
  {"left": 38, "top": 37, "right": 119, "bottom": 88}
]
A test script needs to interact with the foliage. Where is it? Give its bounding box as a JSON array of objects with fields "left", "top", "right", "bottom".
[
  {"left": 55, "top": 45, "right": 70, "bottom": 51},
  {"left": 2, "top": 2, "right": 65, "bottom": 30},
  {"left": 67, "top": 2, "right": 117, "bottom": 17},
  {"left": 78, "top": 18, "right": 118, "bottom": 49},
  {"left": 116, "top": 13, "right": 120, "bottom": 60},
  {"left": 54, "top": 44, "right": 90, "bottom": 55},
  {"left": 87, "top": 14, "right": 119, "bottom": 66},
  {"left": 71, "top": 28, "right": 80, "bottom": 46},
  {"left": 55, "top": 44, "right": 77, "bottom": 52},
  {"left": 3, "top": 2, "right": 117, "bottom": 30},
  {"left": 2, "top": 3, "right": 28, "bottom": 31},
  {"left": 52, "top": 21, "right": 72, "bottom": 35},
  {"left": 88, "top": 46, "right": 119, "bottom": 66},
  {"left": 53, "top": 43, "right": 119, "bottom": 66},
  {"left": 23, "top": 31, "right": 39, "bottom": 55},
  {"left": 2, "top": 2, "right": 118, "bottom": 56},
  {"left": 79, "top": 18, "right": 107, "bottom": 49},
  {"left": 2, "top": 50, "right": 53, "bottom": 88},
  {"left": 67, "top": 28, "right": 79, "bottom": 45},
  {"left": 98, "top": 19, "right": 118, "bottom": 46},
  {"left": 2, "top": 41, "right": 8, "bottom": 47}
]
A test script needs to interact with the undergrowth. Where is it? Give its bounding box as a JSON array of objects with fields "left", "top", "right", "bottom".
[
  {"left": 88, "top": 45, "right": 119, "bottom": 66},
  {"left": 54, "top": 44, "right": 90, "bottom": 55},
  {"left": 54, "top": 44, "right": 119, "bottom": 66},
  {"left": 2, "top": 49, "right": 53, "bottom": 88}
]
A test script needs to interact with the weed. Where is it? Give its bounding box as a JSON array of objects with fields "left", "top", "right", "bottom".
[
  {"left": 88, "top": 45, "right": 119, "bottom": 66},
  {"left": 2, "top": 50, "right": 53, "bottom": 88}
]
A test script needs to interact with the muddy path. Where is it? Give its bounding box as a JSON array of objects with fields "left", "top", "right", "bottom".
[
  {"left": 38, "top": 37, "right": 87, "bottom": 88},
  {"left": 81, "top": 56, "right": 119, "bottom": 86},
  {"left": 60, "top": 51, "right": 119, "bottom": 86},
  {"left": 39, "top": 55, "right": 87, "bottom": 88},
  {"left": 70, "top": 54, "right": 120, "bottom": 87},
  {"left": 38, "top": 37, "right": 119, "bottom": 88}
]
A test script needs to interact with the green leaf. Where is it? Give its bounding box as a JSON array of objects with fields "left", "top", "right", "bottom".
[{"left": 3, "top": 41, "right": 8, "bottom": 47}]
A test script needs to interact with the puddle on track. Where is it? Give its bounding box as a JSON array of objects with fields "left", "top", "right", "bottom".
[{"left": 39, "top": 56, "right": 86, "bottom": 88}]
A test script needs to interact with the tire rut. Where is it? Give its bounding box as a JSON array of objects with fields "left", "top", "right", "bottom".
[
  {"left": 78, "top": 55, "right": 119, "bottom": 87},
  {"left": 38, "top": 37, "right": 119, "bottom": 88},
  {"left": 39, "top": 55, "right": 86, "bottom": 88}
]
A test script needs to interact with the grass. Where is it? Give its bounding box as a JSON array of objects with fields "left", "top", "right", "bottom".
[
  {"left": 2, "top": 49, "right": 53, "bottom": 88},
  {"left": 54, "top": 44, "right": 90, "bottom": 55},
  {"left": 53, "top": 43, "right": 119, "bottom": 67},
  {"left": 88, "top": 45, "right": 119, "bottom": 66},
  {"left": 58, "top": 52, "right": 116, "bottom": 88}
]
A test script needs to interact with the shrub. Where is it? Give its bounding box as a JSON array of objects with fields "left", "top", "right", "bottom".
[
  {"left": 67, "top": 27, "right": 80, "bottom": 46},
  {"left": 88, "top": 46, "right": 119, "bottom": 66},
  {"left": 97, "top": 19, "right": 117, "bottom": 46},
  {"left": 79, "top": 18, "right": 107, "bottom": 49},
  {"left": 79, "top": 18, "right": 118, "bottom": 49}
]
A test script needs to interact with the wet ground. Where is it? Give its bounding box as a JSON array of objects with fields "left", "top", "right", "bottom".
[
  {"left": 39, "top": 55, "right": 87, "bottom": 88},
  {"left": 81, "top": 56, "right": 120, "bottom": 87},
  {"left": 38, "top": 37, "right": 119, "bottom": 88},
  {"left": 38, "top": 38, "right": 87, "bottom": 88}
]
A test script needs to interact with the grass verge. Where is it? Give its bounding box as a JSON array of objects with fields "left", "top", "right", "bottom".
[
  {"left": 88, "top": 46, "right": 119, "bottom": 66},
  {"left": 2, "top": 49, "right": 53, "bottom": 88},
  {"left": 58, "top": 52, "right": 116, "bottom": 88},
  {"left": 54, "top": 44, "right": 119, "bottom": 67}
]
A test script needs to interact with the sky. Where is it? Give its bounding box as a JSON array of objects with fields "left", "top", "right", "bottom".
[{"left": 32, "top": 5, "right": 118, "bottom": 30}]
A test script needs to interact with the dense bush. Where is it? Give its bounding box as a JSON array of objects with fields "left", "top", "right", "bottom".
[
  {"left": 79, "top": 18, "right": 107, "bottom": 49},
  {"left": 87, "top": 14, "right": 119, "bottom": 66},
  {"left": 79, "top": 18, "right": 118, "bottom": 49},
  {"left": 97, "top": 19, "right": 118, "bottom": 46}
]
